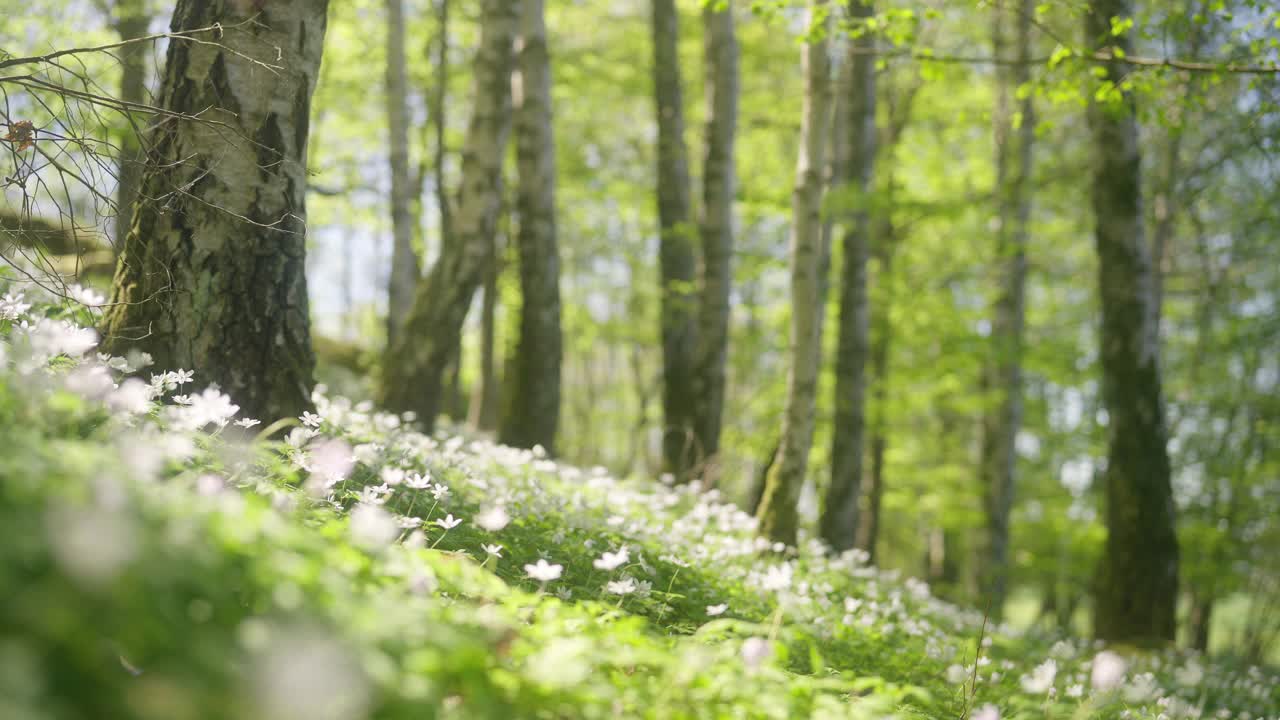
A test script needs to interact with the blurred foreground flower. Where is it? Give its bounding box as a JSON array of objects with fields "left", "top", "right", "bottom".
[{"left": 525, "top": 559, "right": 563, "bottom": 582}]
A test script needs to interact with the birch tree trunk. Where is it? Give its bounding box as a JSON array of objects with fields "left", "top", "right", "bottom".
[
  {"left": 379, "top": 0, "right": 517, "bottom": 428},
  {"left": 820, "top": 0, "right": 877, "bottom": 553},
  {"left": 433, "top": 0, "right": 453, "bottom": 247},
  {"left": 501, "top": 0, "right": 563, "bottom": 453},
  {"left": 111, "top": 0, "right": 149, "bottom": 254},
  {"left": 756, "top": 0, "right": 832, "bottom": 545},
  {"left": 978, "top": 0, "right": 1034, "bottom": 619},
  {"left": 1085, "top": 0, "right": 1179, "bottom": 645},
  {"left": 468, "top": 227, "right": 501, "bottom": 431},
  {"left": 430, "top": 0, "right": 467, "bottom": 421},
  {"left": 651, "top": 0, "right": 699, "bottom": 480},
  {"left": 692, "top": 0, "right": 738, "bottom": 484},
  {"left": 749, "top": 43, "right": 842, "bottom": 515},
  {"left": 384, "top": 0, "right": 420, "bottom": 349},
  {"left": 101, "top": 0, "right": 328, "bottom": 423}
]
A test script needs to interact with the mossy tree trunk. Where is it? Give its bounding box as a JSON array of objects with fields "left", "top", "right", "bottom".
[
  {"left": 101, "top": 0, "right": 328, "bottom": 424},
  {"left": 859, "top": 222, "right": 893, "bottom": 563},
  {"left": 1085, "top": 0, "right": 1179, "bottom": 645},
  {"left": 691, "top": 0, "right": 738, "bottom": 484},
  {"left": 501, "top": 0, "right": 563, "bottom": 453},
  {"left": 378, "top": 0, "right": 516, "bottom": 428},
  {"left": 756, "top": 0, "right": 831, "bottom": 546},
  {"left": 650, "top": 0, "right": 699, "bottom": 479},
  {"left": 820, "top": 0, "right": 877, "bottom": 553}
]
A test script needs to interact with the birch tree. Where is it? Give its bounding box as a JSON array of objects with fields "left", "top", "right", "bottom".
[
  {"left": 101, "top": 0, "right": 329, "bottom": 423},
  {"left": 430, "top": 0, "right": 467, "bottom": 420},
  {"left": 384, "top": 0, "right": 420, "bottom": 349},
  {"left": 379, "top": 0, "right": 517, "bottom": 428},
  {"left": 756, "top": 0, "right": 832, "bottom": 545}
]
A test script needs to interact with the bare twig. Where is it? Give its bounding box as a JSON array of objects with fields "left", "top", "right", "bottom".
[
  {"left": 0, "top": 19, "right": 281, "bottom": 75},
  {"left": 842, "top": 44, "right": 1280, "bottom": 74}
]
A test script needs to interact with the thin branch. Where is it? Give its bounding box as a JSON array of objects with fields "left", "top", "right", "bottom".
[
  {"left": 6, "top": 75, "right": 239, "bottom": 130},
  {"left": 844, "top": 44, "right": 1280, "bottom": 75},
  {"left": 0, "top": 19, "right": 281, "bottom": 75}
]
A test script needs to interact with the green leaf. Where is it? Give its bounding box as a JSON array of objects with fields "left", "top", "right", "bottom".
[{"left": 1048, "top": 45, "right": 1073, "bottom": 68}]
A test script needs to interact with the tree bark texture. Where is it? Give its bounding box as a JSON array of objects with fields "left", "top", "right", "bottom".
[
  {"left": 468, "top": 230, "right": 501, "bottom": 432},
  {"left": 859, "top": 220, "right": 892, "bottom": 563},
  {"left": 432, "top": 0, "right": 453, "bottom": 247},
  {"left": 651, "top": 0, "right": 699, "bottom": 480},
  {"left": 430, "top": 0, "right": 468, "bottom": 421},
  {"left": 851, "top": 71, "right": 917, "bottom": 564},
  {"left": 384, "top": 0, "right": 420, "bottom": 350},
  {"left": 820, "top": 0, "right": 877, "bottom": 553},
  {"left": 101, "top": 0, "right": 328, "bottom": 424},
  {"left": 378, "top": 0, "right": 517, "bottom": 428},
  {"left": 691, "top": 0, "right": 738, "bottom": 484},
  {"left": 112, "top": 0, "right": 149, "bottom": 254},
  {"left": 756, "top": 1, "right": 831, "bottom": 546},
  {"left": 1187, "top": 591, "right": 1213, "bottom": 652},
  {"left": 978, "top": 0, "right": 1034, "bottom": 619},
  {"left": 500, "top": 0, "right": 563, "bottom": 454},
  {"left": 1085, "top": 0, "right": 1180, "bottom": 645}
]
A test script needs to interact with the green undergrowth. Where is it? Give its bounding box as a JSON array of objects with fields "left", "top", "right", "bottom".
[{"left": 1, "top": 293, "right": 1277, "bottom": 720}]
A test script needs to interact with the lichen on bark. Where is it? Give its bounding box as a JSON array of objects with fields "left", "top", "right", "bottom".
[{"left": 101, "top": 0, "right": 329, "bottom": 424}]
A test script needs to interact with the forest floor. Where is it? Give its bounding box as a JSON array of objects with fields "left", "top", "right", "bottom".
[{"left": 1, "top": 291, "right": 1278, "bottom": 720}]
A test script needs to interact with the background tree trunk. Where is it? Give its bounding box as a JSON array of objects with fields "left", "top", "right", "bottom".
[
  {"left": 1187, "top": 591, "right": 1214, "bottom": 652},
  {"left": 1150, "top": 5, "right": 1200, "bottom": 337},
  {"left": 1086, "top": 0, "right": 1180, "bottom": 645},
  {"left": 978, "top": 0, "right": 1034, "bottom": 620},
  {"left": 756, "top": 0, "right": 831, "bottom": 546},
  {"left": 432, "top": 0, "right": 453, "bottom": 247},
  {"left": 111, "top": 0, "right": 149, "bottom": 255},
  {"left": 691, "top": 0, "right": 738, "bottom": 484},
  {"left": 859, "top": 219, "right": 892, "bottom": 563},
  {"left": 468, "top": 226, "right": 501, "bottom": 431},
  {"left": 747, "top": 436, "right": 780, "bottom": 516},
  {"left": 852, "top": 75, "right": 918, "bottom": 563},
  {"left": 820, "top": 0, "right": 877, "bottom": 553},
  {"left": 431, "top": 0, "right": 468, "bottom": 421},
  {"left": 379, "top": 0, "right": 517, "bottom": 428},
  {"left": 101, "top": 0, "right": 327, "bottom": 424},
  {"left": 501, "top": 0, "right": 563, "bottom": 453},
  {"left": 651, "top": 0, "right": 698, "bottom": 480},
  {"left": 384, "top": 0, "right": 420, "bottom": 350}
]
